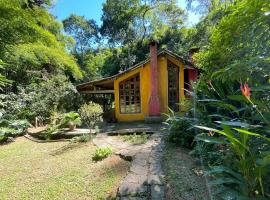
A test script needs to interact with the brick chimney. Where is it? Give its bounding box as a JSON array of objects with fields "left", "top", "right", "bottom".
[
  {"left": 148, "top": 41, "right": 160, "bottom": 116},
  {"left": 188, "top": 48, "right": 200, "bottom": 91}
]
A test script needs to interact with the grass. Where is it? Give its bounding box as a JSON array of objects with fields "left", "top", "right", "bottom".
[
  {"left": 0, "top": 137, "right": 130, "bottom": 200},
  {"left": 162, "top": 144, "right": 210, "bottom": 200},
  {"left": 121, "top": 132, "right": 149, "bottom": 144}
]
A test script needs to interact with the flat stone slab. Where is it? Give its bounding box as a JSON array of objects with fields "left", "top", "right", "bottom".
[
  {"left": 122, "top": 173, "right": 148, "bottom": 185},
  {"left": 120, "top": 197, "right": 147, "bottom": 200},
  {"left": 93, "top": 130, "right": 165, "bottom": 199},
  {"left": 118, "top": 183, "right": 148, "bottom": 196},
  {"left": 104, "top": 128, "right": 154, "bottom": 136},
  {"left": 151, "top": 185, "right": 165, "bottom": 200}
]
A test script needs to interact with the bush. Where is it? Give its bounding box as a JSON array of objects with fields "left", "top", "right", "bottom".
[
  {"left": 0, "top": 119, "right": 31, "bottom": 143},
  {"left": 71, "top": 134, "right": 91, "bottom": 143},
  {"left": 1, "top": 74, "right": 83, "bottom": 124},
  {"left": 78, "top": 102, "right": 103, "bottom": 130},
  {"left": 92, "top": 147, "right": 112, "bottom": 161},
  {"left": 0, "top": 128, "right": 17, "bottom": 143},
  {"left": 61, "top": 112, "right": 82, "bottom": 127},
  {"left": 39, "top": 111, "right": 82, "bottom": 140},
  {"left": 166, "top": 117, "right": 195, "bottom": 148}
]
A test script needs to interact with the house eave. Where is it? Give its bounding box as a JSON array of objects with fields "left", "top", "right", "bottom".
[{"left": 76, "top": 49, "right": 198, "bottom": 93}]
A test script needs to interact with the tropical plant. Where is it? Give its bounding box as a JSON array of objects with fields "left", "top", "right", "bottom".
[
  {"left": 165, "top": 112, "right": 196, "bottom": 148},
  {"left": 92, "top": 147, "right": 113, "bottom": 161},
  {"left": 78, "top": 102, "right": 103, "bottom": 131},
  {"left": 39, "top": 111, "right": 82, "bottom": 139},
  {"left": 195, "top": 123, "right": 270, "bottom": 199},
  {"left": 40, "top": 124, "right": 60, "bottom": 140},
  {"left": 0, "top": 127, "right": 17, "bottom": 143},
  {"left": 70, "top": 133, "right": 91, "bottom": 143},
  {"left": 0, "top": 119, "right": 31, "bottom": 142},
  {"left": 62, "top": 111, "right": 82, "bottom": 129}
]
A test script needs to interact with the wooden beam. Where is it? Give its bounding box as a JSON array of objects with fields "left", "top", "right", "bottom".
[{"left": 80, "top": 90, "right": 114, "bottom": 94}]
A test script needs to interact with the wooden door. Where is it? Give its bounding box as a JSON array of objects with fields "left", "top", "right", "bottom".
[{"left": 168, "top": 62, "right": 179, "bottom": 112}]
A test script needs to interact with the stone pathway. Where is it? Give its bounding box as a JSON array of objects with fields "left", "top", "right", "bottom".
[{"left": 93, "top": 130, "right": 165, "bottom": 200}]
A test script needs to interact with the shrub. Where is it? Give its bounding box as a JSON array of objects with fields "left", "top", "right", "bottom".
[
  {"left": 61, "top": 112, "right": 82, "bottom": 127},
  {"left": 166, "top": 117, "right": 195, "bottom": 148},
  {"left": 92, "top": 147, "right": 112, "bottom": 161},
  {"left": 0, "top": 128, "right": 17, "bottom": 143},
  {"left": 78, "top": 102, "right": 103, "bottom": 130},
  {"left": 71, "top": 134, "right": 91, "bottom": 143},
  {"left": 195, "top": 125, "right": 270, "bottom": 199},
  {"left": 0, "top": 119, "right": 31, "bottom": 143},
  {"left": 40, "top": 124, "right": 60, "bottom": 140},
  {"left": 39, "top": 111, "right": 82, "bottom": 139},
  {"left": 9, "top": 119, "right": 32, "bottom": 132},
  {"left": 1, "top": 74, "right": 83, "bottom": 124}
]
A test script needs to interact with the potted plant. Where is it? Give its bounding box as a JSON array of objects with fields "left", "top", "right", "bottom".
[{"left": 63, "top": 112, "right": 82, "bottom": 131}]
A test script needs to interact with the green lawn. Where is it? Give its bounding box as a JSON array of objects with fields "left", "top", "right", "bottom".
[{"left": 0, "top": 137, "right": 130, "bottom": 200}]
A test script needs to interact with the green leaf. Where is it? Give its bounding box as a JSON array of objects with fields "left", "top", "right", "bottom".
[
  {"left": 227, "top": 95, "right": 246, "bottom": 102},
  {"left": 233, "top": 128, "right": 270, "bottom": 142},
  {"left": 195, "top": 125, "right": 248, "bottom": 150},
  {"left": 195, "top": 134, "right": 227, "bottom": 144},
  {"left": 198, "top": 99, "right": 221, "bottom": 102},
  {"left": 209, "top": 177, "right": 241, "bottom": 186},
  {"left": 206, "top": 166, "right": 244, "bottom": 181},
  {"left": 215, "top": 121, "right": 250, "bottom": 128}
]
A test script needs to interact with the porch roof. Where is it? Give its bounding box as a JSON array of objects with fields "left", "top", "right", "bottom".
[{"left": 76, "top": 49, "right": 197, "bottom": 94}]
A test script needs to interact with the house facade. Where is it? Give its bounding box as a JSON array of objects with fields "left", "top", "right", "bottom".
[{"left": 76, "top": 42, "right": 198, "bottom": 122}]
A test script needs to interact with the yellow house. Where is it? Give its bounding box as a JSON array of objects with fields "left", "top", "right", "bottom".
[{"left": 76, "top": 42, "right": 198, "bottom": 122}]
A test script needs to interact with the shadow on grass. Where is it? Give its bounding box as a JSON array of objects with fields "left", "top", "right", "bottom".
[{"left": 49, "top": 142, "right": 86, "bottom": 156}]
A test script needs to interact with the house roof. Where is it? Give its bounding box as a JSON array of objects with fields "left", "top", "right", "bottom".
[{"left": 76, "top": 49, "right": 197, "bottom": 93}]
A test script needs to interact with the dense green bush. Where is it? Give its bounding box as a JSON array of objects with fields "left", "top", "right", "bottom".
[
  {"left": 0, "top": 128, "right": 17, "bottom": 143},
  {"left": 195, "top": 124, "right": 270, "bottom": 199},
  {"left": 92, "top": 147, "right": 112, "bottom": 161},
  {"left": 71, "top": 134, "right": 91, "bottom": 143},
  {"left": 78, "top": 102, "right": 103, "bottom": 130},
  {"left": 0, "top": 119, "right": 31, "bottom": 143},
  {"left": 61, "top": 112, "right": 82, "bottom": 127},
  {"left": 39, "top": 111, "right": 82, "bottom": 140},
  {"left": 166, "top": 116, "right": 195, "bottom": 148},
  {"left": 2, "top": 74, "right": 83, "bottom": 124}
]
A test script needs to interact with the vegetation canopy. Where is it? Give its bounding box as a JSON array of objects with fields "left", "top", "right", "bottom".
[{"left": 0, "top": 0, "right": 269, "bottom": 199}]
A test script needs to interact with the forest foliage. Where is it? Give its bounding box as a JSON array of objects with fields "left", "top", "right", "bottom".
[
  {"left": 0, "top": 0, "right": 269, "bottom": 198},
  {"left": 165, "top": 0, "right": 270, "bottom": 199}
]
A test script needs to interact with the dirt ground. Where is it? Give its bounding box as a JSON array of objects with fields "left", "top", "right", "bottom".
[{"left": 163, "top": 144, "right": 210, "bottom": 200}]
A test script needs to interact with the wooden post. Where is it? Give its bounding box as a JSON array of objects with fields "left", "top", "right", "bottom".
[{"left": 35, "top": 117, "right": 38, "bottom": 128}]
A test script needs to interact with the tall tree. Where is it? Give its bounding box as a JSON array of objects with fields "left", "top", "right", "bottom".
[
  {"left": 100, "top": 0, "right": 185, "bottom": 45},
  {"left": 100, "top": 0, "right": 185, "bottom": 70},
  {"left": 21, "top": 0, "right": 52, "bottom": 8},
  {"left": 186, "top": 0, "right": 237, "bottom": 14},
  {"left": 63, "top": 14, "right": 99, "bottom": 72},
  {"left": 196, "top": 0, "right": 270, "bottom": 83},
  {"left": 0, "top": 0, "right": 82, "bottom": 88}
]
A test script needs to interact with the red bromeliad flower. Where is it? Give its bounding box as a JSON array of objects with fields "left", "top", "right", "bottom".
[{"left": 240, "top": 82, "right": 251, "bottom": 100}]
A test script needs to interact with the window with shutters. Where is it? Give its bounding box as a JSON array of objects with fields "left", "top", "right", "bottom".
[{"left": 119, "top": 73, "right": 141, "bottom": 114}]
